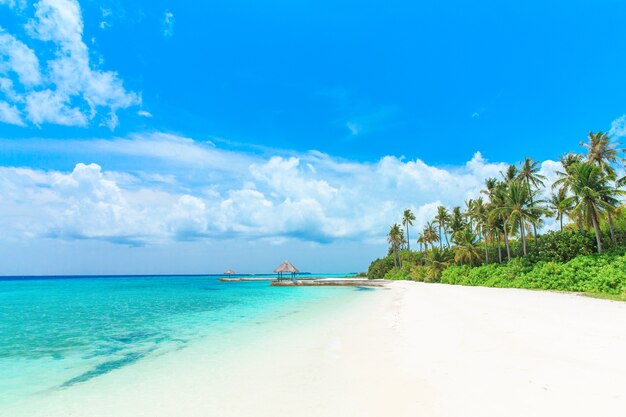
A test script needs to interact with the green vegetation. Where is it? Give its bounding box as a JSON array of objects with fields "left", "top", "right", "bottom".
[{"left": 368, "top": 131, "right": 626, "bottom": 298}]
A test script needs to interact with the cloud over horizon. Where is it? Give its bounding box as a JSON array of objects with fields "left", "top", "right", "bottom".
[{"left": 0, "top": 132, "right": 562, "bottom": 247}]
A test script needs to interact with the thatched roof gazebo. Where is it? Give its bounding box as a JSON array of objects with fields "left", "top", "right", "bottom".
[
  {"left": 224, "top": 268, "right": 235, "bottom": 275},
  {"left": 274, "top": 260, "right": 299, "bottom": 281}
]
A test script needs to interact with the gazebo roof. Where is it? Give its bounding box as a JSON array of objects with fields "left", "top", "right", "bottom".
[
  {"left": 274, "top": 260, "right": 300, "bottom": 273},
  {"left": 224, "top": 269, "right": 235, "bottom": 275}
]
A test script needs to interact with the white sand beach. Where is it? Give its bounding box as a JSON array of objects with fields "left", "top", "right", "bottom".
[{"left": 7, "top": 282, "right": 626, "bottom": 417}]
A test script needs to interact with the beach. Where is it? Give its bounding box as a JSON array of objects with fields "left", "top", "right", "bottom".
[{"left": 5, "top": 281, "right": 626, "bottom": 417}]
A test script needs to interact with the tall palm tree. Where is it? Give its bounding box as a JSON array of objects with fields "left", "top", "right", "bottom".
[
  {"left": 501, "top": 164, "right": 519, "bottom": 182},
  {"left": 491, "top": 182, "right": 513, "bottom": 260},
  {"left": 422, "top": 221, "right": 440, "bottom": 251},
  {"left": 453, "top": 227, "right": 482, "bottom": 266},
  {"left": 601, "top": 188, "right": 621, "bottom": 245},
  {"left": 563, "top": 162, "right": 623, "bottom": 253},
  {"left": 554, "top": 153, "right": 586, "bottom": 233},
  {"left": 387, "top": 224, "right": 404, "bottom": 268},
  {"left": 481, "top": 177, "right": 499, "bottom": 201},
  {"left": 471, "top": 197, "right": 490, "bottom": 263},
  {"left": 517, "top": 157, "right": 547, "bottom": 244},
  {"left": 416, "top": 233, "right": 426, "bottom": 265},
  {"left": 402, "top": 209, "right": 416, "bottom": 261},
  {"left": 464, "top": 199, "right": 475, "bottom": 230},
  {"left": 580, "top": 131, "right": 625, "bottom": 178},
  {"left": 580, "top": 132, "right": 625, "bottom": 245},
  {"left": 434, "top": 206, "right": 450, "bottom": 249},
  {"left": 448, "top": 206, "right": 466, "bottom": 243},
  {"left": 491, "top": 181, "right": 544, "bottom": 256},
  {"left": 548, "top": 188, "right": 574, "bottom": 231}
]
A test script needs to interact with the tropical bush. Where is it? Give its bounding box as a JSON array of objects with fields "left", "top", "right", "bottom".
[
  {"left": 367, "top": 256, "right": 395, "bottom": 279},
  {"left": 441, "top": 251, "right": 626, "bottom": 295}
]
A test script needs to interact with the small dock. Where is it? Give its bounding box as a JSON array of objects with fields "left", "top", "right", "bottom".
[
  {"left": 219, "top": 277, "right": 276, "bottom": 282},
  {"left": 270, "top": 279, "right": 386, "bottom": 287}
]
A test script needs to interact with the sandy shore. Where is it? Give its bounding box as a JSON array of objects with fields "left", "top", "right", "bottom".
[{"left": 7, "top": 282, "right": 626, "bottom": 417}]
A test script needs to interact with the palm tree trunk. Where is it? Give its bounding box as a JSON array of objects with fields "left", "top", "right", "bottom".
[
  {"left": 527, "top": 178, "right": 539, "bottom": 246},
  {"left": 443, "top": 225, "right": 450, "bottom": 248},
  {"left": 607, "top": 211, "right": 616, "bottom": 246},
  {"left": 483, "top": 231, "right": 489, "bottom": 264},
  {"left": 497, "top": 232, "right": 502, "bottom": 263},
  {"left": 439, "top": 225, "right": 443, "bottom": 250},
  {"left": 519, "top": 220, "right": 527, "bottom": 256},
  {"left": 503, "top": 232, "right": 511, "bottom": 261},
  {"left": 406, "top": 226, "right": 411, "bottom": 262},
  {"left": 591, "top": 212, "right": 603, "bottom": 254},
  {"left": 560, "top": 215, "right": 563, "bottom": 232}
]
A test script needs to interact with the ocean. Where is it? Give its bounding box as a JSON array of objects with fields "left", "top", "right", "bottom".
[{"left": 0, "top": 274, "right": 362, "bottom": 409}]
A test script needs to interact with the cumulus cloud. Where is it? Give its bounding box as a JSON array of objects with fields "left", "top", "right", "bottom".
[
  {"left": 0, "top": 100, "right": 24, "bottom": 125},
  {"left": 0, "top": 0, "right": 139, "bottom": 129},
  {"left": 0, "top": 133, "right": 560, "bottom": 246}
]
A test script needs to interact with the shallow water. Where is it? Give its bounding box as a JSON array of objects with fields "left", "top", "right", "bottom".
[{"left": 0, "top": 275, "right": 359, "bottom": 407}]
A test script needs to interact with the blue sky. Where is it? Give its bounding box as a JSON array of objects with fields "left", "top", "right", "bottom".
[{"left": 0, "top": 0, "right": 625, "bottom": 274}]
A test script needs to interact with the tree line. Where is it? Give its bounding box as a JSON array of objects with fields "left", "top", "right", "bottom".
[{"left": 383, "top": 131, "right": 626, "bottom": 280}]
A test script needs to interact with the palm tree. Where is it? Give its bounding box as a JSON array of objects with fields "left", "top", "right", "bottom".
[
  {"left": 402, "top": 209, "right": 416, "bottom": 261},
  {"left": 481, "top": 177, "right": 499, "bottom": 201},
  {"left": 580, "top": 132, "right": 625, "bottom": 245},
  {"left": 471, "top": 197, "right": 490, "bottom": 263},
  {"left": 453, "top": 227, "right": 482, "bottom": 266},
  {"left": 554, "top": 153, "right": 586, "bottom": 233},
  {"left": 434, "top": 206, "right": 450, "bottom": 249},
  {"left": 491, "top": 181, "right": 544, "bottom": 256},
  {"left": 517, "top": 157, "right": 547, "bottom": 244},
  {"left": 464, "top": 199, "right": 475, "bottom": 230},
  {"left": 548, "top": 188, "right": 574, "bottom": 231},
  {"left": 416, "top": 233, "right": 426, "bottom": 265},
  {"left": 501, "top": 164, "right": 519, "bottom": 182},
  {"left": 448, "top": 206, "right": 465, "bottom": 243},
  {"left": 490, "top": 182, "right": 513, "bottom": 261},
  {"left": 601, "top": 187, "right": 622, "bottom": 245},
  {"left": 580, "top": 131, "right": 625, "bottom": 178},
  {"left": 424, "top": 248, "right": 453, "bottom": 281},
  {"left": 387, "top": 224, "right": 404, "bottom": 268},
  {"left": 564, "top": 162, "right": 623, "bottom": 253},
  {"left": 422, "top": 221, "right": 440, "bottom": 251}
]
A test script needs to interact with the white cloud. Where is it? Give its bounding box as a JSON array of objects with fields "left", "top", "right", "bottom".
[
  {"left": 609, "top": 115, "right": 626, "bottom": 138},
  {"left": 137, "top": 110, "right": 153, "bottom": 118},
  {"left": 0, "top": 0, "right": 26, "bottom": 10},
  {"left": 0, "top": 0, "right": 139, "bottom": 128},
  {"left": 0, "top": 100, "right": 24, "bottom": 125},
  {"left": 163, "top": 10, "right": 174, "bottom": 38},
  {"left": 25, "top": 89, "right": 87, "bottom": 126},
  {"left": 0, "top": 133, "right": 554, "bottom": 246},
  {"left": 0, "top": 28, "right": 41, "bottom": 86}
]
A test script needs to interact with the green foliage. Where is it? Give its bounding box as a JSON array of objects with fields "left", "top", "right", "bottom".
[
  {"left": 383, "top": 267, "right": 410, "bottom": 280},
  {"left": 529, "top": 230, "right": 596, "bottom": 263},
  {"left": 441, "top": 250, "right": 626, "bottom": 295},
  {"left": 367, "top": 256, "right": 395, "bottom": 279}
]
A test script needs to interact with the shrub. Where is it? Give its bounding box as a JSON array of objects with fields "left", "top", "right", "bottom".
[
  {"left": 441, "top": 252, "right": 626, "bottom": 295},
  {"left": 367, "top": 256, "right": 395, "bottom": 279}
]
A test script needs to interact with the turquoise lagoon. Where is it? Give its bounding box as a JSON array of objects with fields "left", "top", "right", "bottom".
[{"left": 0, "top": 274, "right": 363, "bottom": 408}]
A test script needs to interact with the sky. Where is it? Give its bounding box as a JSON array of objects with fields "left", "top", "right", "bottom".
[{"left": 0, "top": 0, "right": 625, "bottom": 275}]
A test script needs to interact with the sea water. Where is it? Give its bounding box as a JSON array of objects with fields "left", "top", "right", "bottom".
[{"left": 0, "top": 274, "right": 361, "bottom": 408}]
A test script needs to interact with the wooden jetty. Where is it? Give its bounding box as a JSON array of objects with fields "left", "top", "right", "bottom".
[{"left": 270, "top": 278, "right": 386, "bottom": 287}]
